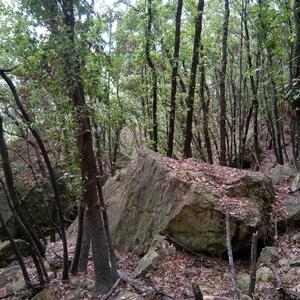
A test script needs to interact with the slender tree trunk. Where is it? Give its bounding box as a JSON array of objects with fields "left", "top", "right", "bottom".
[
  {"left": 70, "top": 202, "right": 85, "bottom": 275},
  {"left": 239, "top": 3, "right": 260, "bottom": 168},
  {"left": 0, "top": 117, "right": 48, "bottom": 284},
  {"left": 183, "top": 0, "right": 205, "bottom": 158},
  {"left": 0, "top": 70, "right": 69, "bottom": 281},
  {"left": 167, "top": 0, "right": 183, "bottom": 157},
  {"left": 219, "top": 0, "right": 230, "bottom": 166},
  {"left": 0, "top": 210, "right": 32, "bottom": 287},
  {"left": 78, "top": 208, "right": 91, "bottom": 273},
  {"left": 294, "top": 0, "right": 300, "bottom": 169},
  {"left": 199, "top": 50, "right": 213, "bottom": 164},
  {"left": 146, "top": 0, "right": 158, "bottom": 152}
]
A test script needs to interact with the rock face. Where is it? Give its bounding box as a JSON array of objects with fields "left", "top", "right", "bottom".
[{"left": 104, "top": 150, "right": 275, "bottom": 255}]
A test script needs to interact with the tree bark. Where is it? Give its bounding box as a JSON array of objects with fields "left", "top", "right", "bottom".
[
  {"left": 199, "top": 49, "right": 213, "bottom": 164},
  {"left": 294, "top": 0, "right": 300, "bottom": 169},
  {"left": 145, "top": 0, "right": 158, "bottom": 152},
  {"left": 59, "top": 0, "right": 116, "bottom": 293},
  {"left": 225, "top": 210, "right": 240, "bottom": 300},
  {"left": 183, "top": 0, "right": 205, "bottom": 158},
  {"left": 167, "top": 0, "right": 183, "bottom": 157},
  {"left": 219, "top": 0, "right": 230, "bottom": 166}
]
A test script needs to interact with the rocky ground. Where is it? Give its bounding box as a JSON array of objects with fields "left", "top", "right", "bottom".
[
  {"left": 0, "top": 150, "right": 300, "bottom": 299},
  {"left": 0, "top": 228, "right": 299, "bottom": 299}
]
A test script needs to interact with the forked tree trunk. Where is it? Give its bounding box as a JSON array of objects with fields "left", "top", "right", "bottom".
[{"left": 59, "top": 0, "right": 116, "bottom": 293}]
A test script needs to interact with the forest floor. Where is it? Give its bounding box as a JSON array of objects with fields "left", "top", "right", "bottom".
[
  {"left": 0, "top": 147, "right": 300, "bottom": 299},
  {"left": 1, "top": 228, "right": 299, "bottom": 299}
]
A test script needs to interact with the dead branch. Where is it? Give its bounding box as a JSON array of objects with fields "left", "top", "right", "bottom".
[
  {"left": 225, "top": 209, "right": 240, "bottom": 300},
  {"left": 147, "top": 278, "right": 175, "bottom": 299},
  {"left": 117, "top": 271, "right": 154, "bottom": 295},
  {"left": 99, "top": 277, "right": 122, "bottom": 300}
]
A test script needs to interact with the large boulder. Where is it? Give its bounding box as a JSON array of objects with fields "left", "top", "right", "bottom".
[{"left": 104, "top": 150, "right": 275, "bottom": 255}]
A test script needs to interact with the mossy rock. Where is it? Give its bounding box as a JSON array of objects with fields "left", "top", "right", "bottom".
[
  {"left": 282, "top": 268, "right": 300, "bottom": 286},
  {"left": 238, "top": 274, "right": 250, "bottom": 293},
  {"left": 0, "top": 240, "right": 29, "bottom": 268},
  {"left": 258, "top": 246, "right": 280, "bottom": 264},
  {"left": 256, "top": 267, "right": 274, "bottom": 284}
]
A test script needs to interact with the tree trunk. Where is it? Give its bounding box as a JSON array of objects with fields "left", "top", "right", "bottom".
[
  {"left": 146, "top": 0, "right": 158, "bottom": 152},
  {"left": 183, "top": 0, "right": 205, "bottom": 158},
  {"left": 167, "top": 0, "right": 183, "bottom": 157},
  {"left": 199, "top": 49, "right": 213, "bottom": 164},
  {"left": 294, "top": 0, "right": 300, "bottom": 169},
  {"left": 219, "top": 0, "right": 230, "bottom": 166},
  {"left": 59, "top": 0, "right": 116, "bottom": 293},
  {"left": 78, "top": 208, "right": 91, "bottom": 273}
]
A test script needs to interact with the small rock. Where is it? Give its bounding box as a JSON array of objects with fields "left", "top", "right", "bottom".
[
  {"left": 150, "top": 235, "right": 175, "bottom": 257},
  {"left": 203, "top": 297, "right": 230, "bottom": 300},
  {"left": 0, "top": 265, "right": 20, "bottom": 288},
  {"left": 291, "top": 173, "right": 300, "bottom": 192},
  {"left": 283, "top": 196, "right": 300, "bottom": 223},
  {"left": 279, "top": 258, "right": 290, "bottom": 268},
  {"left": 48, "top": 258, "right": 62, "bottom": 271},
  {"left": 282, "top": 268, "right": 300, "bottom": 285},
  {"left": 290, "top": 256, "right": 300, "bottom": 267},
  {"left": 6, "top": 278, "right": 26, "bottom": 294},
  {"left": 256, "top": 267, "right": 274, "bottom": 284},
  {"left": 134, "top": 249, "right": 160, "bottom": 277},
  {"left": 269, "top": 164, "right": 296, "bottom": 184},
  {"left": 32, "top": 289, "right": 57, "bottom": 300},
  {"left": 238, "top": 274, "right": 250, "bottom": 293},
  {"left": 184, "top": 266, "right": 197, "bottom": 277},
  {"left": 241, "top": 295, "right": 252, "bottom": 300},
  {"left": 199, "top": 283, "right": 214, "bottom": 295},
  {"left": 258, "top": 246, "right": 280, "bottom": 264},
  {"left": 113, "top": 290, "right": 143, "bottom": 300},
  {"left": 294, "top": 233, "right": 300, "bottom": 244}
]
